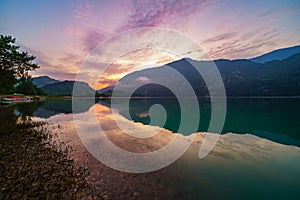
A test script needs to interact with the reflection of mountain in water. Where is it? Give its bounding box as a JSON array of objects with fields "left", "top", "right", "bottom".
[
  {"left": 250, "top": 130, "right": 300, "bottom": 147},
  {"left": 15, "top": 99, "right": 97, "bottom": 118},
  {"left": 99, "top": 98, "right": 300, "bottom": 147}
]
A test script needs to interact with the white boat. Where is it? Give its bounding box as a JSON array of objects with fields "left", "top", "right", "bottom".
[{"left": 1, "top": 96, "right": 33, "bottom": 103}]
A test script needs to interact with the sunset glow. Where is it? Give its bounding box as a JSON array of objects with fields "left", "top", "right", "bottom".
[{"left": 1, "top": 0, "right": 300, "bottom": 89}]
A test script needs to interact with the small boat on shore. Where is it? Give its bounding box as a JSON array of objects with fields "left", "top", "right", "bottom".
[
  {"left": 36, "top": 97, "right": 46, "bottom": 101},
  {"left": 0, "top": 95, "right": 33, "bottom": 105}
]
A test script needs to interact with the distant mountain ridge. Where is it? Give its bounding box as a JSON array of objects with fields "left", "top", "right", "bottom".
[
  {"left": 41, "top": 81, "right": 96, "bottom": 96},
  {"left": 34, "top": 44, "right": 300, "bottom": 97},
  {"left": 96, "top": 44, "right": 300, "bottom": 97},
  {"left": 250, "top": 45, "right": 300, "bottom": 63},
  {"left": 32, "top": 76, "right": 59, "bottom": 88},
  {"left": 32, "top": 76, "right": 96, "bottom": 96},
  {"left": 110, "top": 53, "right": 300, "bottom": 97},
  {"left": 96, "top": 85, "right": 115, "bottom": 96}
]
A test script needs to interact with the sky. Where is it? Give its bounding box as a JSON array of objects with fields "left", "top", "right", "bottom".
[{"left": 1, "top": 0, "right": 300, "bottom": 89}]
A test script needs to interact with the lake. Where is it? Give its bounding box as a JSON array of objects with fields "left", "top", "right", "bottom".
[{"left": 2, "top": 98, "right": 300, "bottom": 199}]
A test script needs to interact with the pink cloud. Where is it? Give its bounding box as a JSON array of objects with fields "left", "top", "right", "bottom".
[
  {"left": 73, "top": 0, "right": 92, "bottom": 21},
  {"left": 203, "top": 32, "right": 238, "bottom": 44},
  {"left": 82, "top": 29, "right": 107, "bottom": 52},
  {"left": 64, "top": 25, "right": 82, "bottom": 36},
  {"left": 206, "top": 29, "right": 281, "bottom": 59},
  {"left": 118, "top": 0, "right": 218, "bottom": 32},
  {"left": 136, "top": 76, "right": 150, "bottom": 83}
]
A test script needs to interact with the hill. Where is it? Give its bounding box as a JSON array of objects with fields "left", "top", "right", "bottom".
[
  {"left": 32, "top": 76, "right": 60, "bottom": 88},
  {"left": 112, "top": 53, "right": 300, "bottom": 97},
  {"left": 96, "top": 85, "right": 115, "bottom": 96},
  {"left": 41, "top": 81, "right": 96, "bottom": 96},
  {"left": 250, "top": 45, "right": 300, "bottom": 63}
]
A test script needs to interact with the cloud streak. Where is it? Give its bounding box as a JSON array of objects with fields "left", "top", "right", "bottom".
[
  {"left": 73, "top": 0, "right": 92, "bottom": 22},
  {"left": 118, "top": 0, "right": 218, "bottom": 32},
  {"left": 82, "top": 29, "right": 108, "bottom": 52},
  {"left": 203, "top": 32, "right": 238, "bottom": 44},
  {"left": 206, "top": 29, "right": 281, "bottom": 59},
  {"left": 4, "top": 0, "right": 299, "bottom": 90}
]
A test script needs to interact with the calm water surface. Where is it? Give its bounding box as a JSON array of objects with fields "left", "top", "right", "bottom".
[{"left": 2, "top": 98, "right": 300, "bottom": 199}]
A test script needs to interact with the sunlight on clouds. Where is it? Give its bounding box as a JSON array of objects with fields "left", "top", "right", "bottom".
[
  {"left": 95, "top": 47, "right": 196, "bottom": 89},
  {"left": 2, "top": 0, "right": 298, "bottom": 86}
]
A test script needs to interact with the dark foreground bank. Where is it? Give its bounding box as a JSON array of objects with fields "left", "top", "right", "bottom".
[{"left": 0, "top": 116, "right": 93, "bottom": 199}]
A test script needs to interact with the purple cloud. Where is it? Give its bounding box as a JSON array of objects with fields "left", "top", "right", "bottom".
[
  {"left": 206, "top": 29, "right": 281, "bottom": 59},
  {"left": 45, "top": 71, "right": 78, "bottom": 81},
  {"left": 73, "top": 0, "right": 92, "bottom": 21},
  {"left": 203, "top": 32, "right": 238, "bottom": 44},
  {"left": 136, "top": 76, "right": 150, "bottom": 83},
  {"left": 82, "top": 29, "right": 107, "bottom": 52},
  {"left": 118, "top": 0, "right": 218, "bottom": 32}
]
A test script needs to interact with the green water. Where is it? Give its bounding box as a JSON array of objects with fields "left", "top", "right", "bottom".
[
  {"left": 102, "top": 97, "right": 300, "bottom": 146},
  {"left": 3, "top": 98, "right": 300, "bottom": 199},
  {"left": 7, "top": 98, "right": 300, "bottom": 146}
]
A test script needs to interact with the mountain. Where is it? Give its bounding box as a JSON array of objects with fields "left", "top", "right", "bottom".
[
  {"left": 96, "top": 85, "right": 115, "bottom": 96},
  {"left": 113, "top": 53, "right": 300, "bottom": 97},
  {"left": 250, "top": 45, "right": 300, "bottom": 63},
  {"left": 96, "top": 85, "right": 130, "bottom": 97},
  {"left": 32, "top": 76, "right": 98, "bottom": 96},
  {"left": 41, "top": 81, "right": 96, "bottom": 96},
  {"left": 32, "top": 76, "right": 60, "bottom": 88}
]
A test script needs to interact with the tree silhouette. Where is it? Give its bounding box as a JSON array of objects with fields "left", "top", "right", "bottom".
[
  {"left": 0, "top": 35, "right": 40, "bottom": 94},
  {"left": 15, "top": 78, "right": 37, "bottom": 95}
]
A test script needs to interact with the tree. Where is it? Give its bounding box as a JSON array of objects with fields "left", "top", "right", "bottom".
[
  {"left": 34, "top": 85, "right": 45, "bottom": 95},
  {"left": 15, "top": 78, "right": 37, "bottom": 95},
  {"left": 0, "top": 35, "right": 40, "bottom": 94}
]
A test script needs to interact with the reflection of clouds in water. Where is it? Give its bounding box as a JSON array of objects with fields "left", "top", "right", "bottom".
[
  {"left": 49, "top": 113, "right": 74, "bottom": 122},
  {"left": 39, "top": 103, "right": 300, "bottom": 165},
  {"left": 32, "top": 103, "right": 300, "bottom": 197},
  {"left": 76, "top": 104, "right": 300, "bottom": 163},
  {"left": 201, "top": 133, "right": 300, "bottom": 162},
  {"left": 95, "top": 103, "right": 165, "bottom": 139},
  {"left": 136, "top": 112, "right": 149, "bottom": 118},
  {"left": 74, "top": 102, "right": 197, "bottom": 172},
  {"left": 38, "top": 103, "right": 300, "bottom": 173},
  {"left": 77, "top": 104, "right": 176, "bottom": 153}
]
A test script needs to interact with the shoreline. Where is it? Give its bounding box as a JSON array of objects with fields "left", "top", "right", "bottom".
[{"left": 0, "top": 113, "right": 93, "bottom": 199}]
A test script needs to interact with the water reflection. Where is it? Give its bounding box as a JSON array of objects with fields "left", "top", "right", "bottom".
[
  {"left": 13, "top": 99, "right": 98, "bottom": 118},
  {"left": 1, "top": 100, "right": 300, "bottom": 199},
  {"left": 53, "top": 102, "right": 300, "bottom": 199},
  {"left": 100, "top": 98, "right": 300, "bottom": 147},
  {"left": 5, "top": 97, "right": 300, "bottom": 148}
]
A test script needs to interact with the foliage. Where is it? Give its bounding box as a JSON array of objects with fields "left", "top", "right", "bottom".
[
  {"left": 0, "top": 35, "right": 40, "bottom": 94},
  {"left": 15, "top": 78, "right": 37, "bottom": 95},
  {"left": 0, "top": 70, "right": 16, "bottom": 94},
  {"left": 35, "top": 85, "right": 45, "bottom": 95},
  {"left": 15, "top": 78, "right": 45, "bottom": 95}
]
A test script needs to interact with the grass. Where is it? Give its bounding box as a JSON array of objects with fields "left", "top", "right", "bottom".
[{"left": 0, "top": 117, "right": 94, "bottom": 199}]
